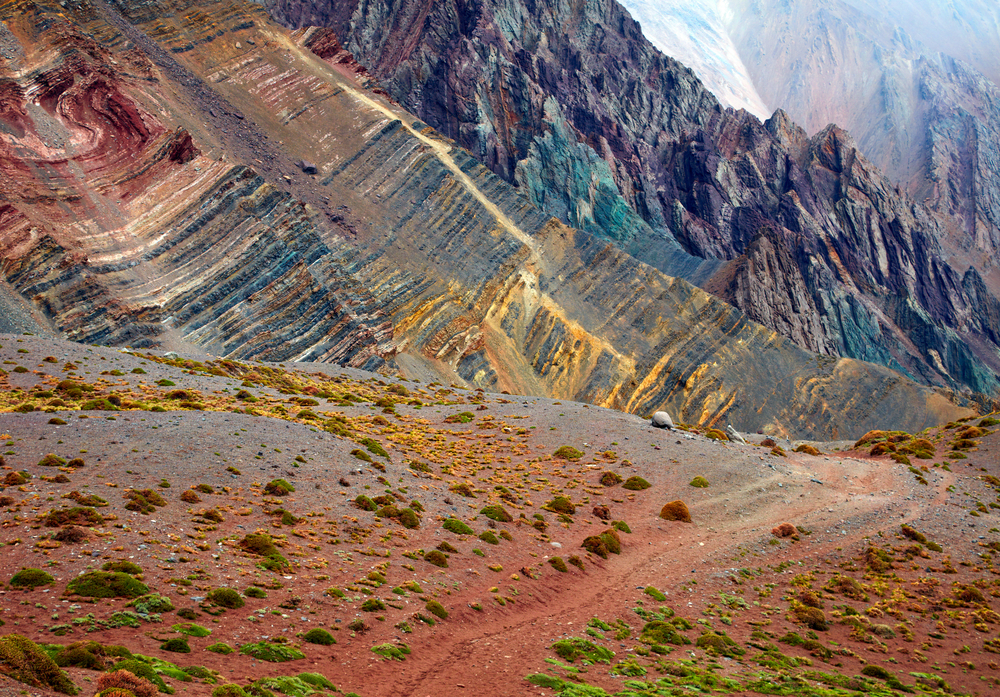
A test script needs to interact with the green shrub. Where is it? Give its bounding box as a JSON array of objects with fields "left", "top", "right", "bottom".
[
  {"left": 548, "top": 557, "right": 568, "bottom": 572},
  {"left": 659, "top": 500, "right": 691, "bottom": 523},
  {"left": 298, "top": 673, "right": 336, "bottom": 691},
  {"left": 861, "top": 665, "right": 895, "bottom": 681},
  {"left": 45, "top": 507, "right": 103, "bottom": 527},
  {"left": 353, "top": 495, "right": 376, "bottom": 511},
  {"left": 444, "top": 411, "right": 474, "bottom": 423},
  {"left": 301, "top": 628, "right": 336, "bottom": 646},
  {"left": 359, "top": 437, "right": 388, "bottom": 459},
  {"left": 206, "top": 643, "right": 234, "bottom": 655},
  {"left": 100, "top": 611, "right": 140, "bottom": 628},
  {"left": 264, "top": 479, "right": 295, "bottom": 496},
  {"left": 599, "top": 528, "right": 621, "bottom": 554},
  {"left": 544, "top": 496, "right": 575, "bottom": 515},
  {"left": 0, "top": 636, "right": 78, "bottom": 694},
  {"left": 104, "top": 659, "right": 169, "bottom": 693},
  {"left": 129, "top": 594, "right": 174, "bottom": 614},
  {"left": 207, "top": 588, "right": 244, "bottom": 609},
  {"left": 582, "top": 536, "right": 608, "bottom": 558},
  {"left": 695, "top": 631, "right": 744, "bottom": 657},
  {"left": 54, "top": 642, "right": 106, "bottom": 670},
  {"left": 361, "top": 598, "right": 385, "bottom": 612},
  {"left": 600, "top": 471, "right": 623, "bottom": 486},
  {"left": 240, "top": 533, "right": 278, "bottom": 557},
  {"left": 10, "top": 568, "right": 54, "bottom": 589},
  {"left": 479, "top": 530, "right": 499, "bottom": 545},
  {"left": 351, "top": 449, "right": 372, "bottom": 463},
  {"left": 793, "top": 604, "right": 829, "bottom": 631},
  {"left": 172, "top": 623, "right": 211, "bottom": 637},
  {"left": 644, "top": 586, "right": 667, "bottom": 602},
  {"left": 479, "top": 504, "right": 513, "bottom": 522},
  {"left": 423, "top": 550, "right": 448, "bottom": 568},
  {"left": 622, "top": 476, "right": 651, "bottom": 490},
  {"left": 38, "top": 453, "right": 66, "bottom": 467},
  {"left": 212, "top": 685, "right": 248, "bottom": 697},
  {"left": 102, "top": 560, "right": 142, "bottom": 576},
  {"left": 689, "top": 476, "right": 709, "bottom": 488},
  {"left": 425, "top": 601, "right": 448, "bottom": 620},
  {"left": 160, "top": 638, "right": 190, "bottom": 653},
  {"left": 371, "top": 643, "right": 410, "bottom": 660},
  {"left": 550, "top": 638, "right": 613, "bottom": 663},
  {"left": 238, "top": 642, "right": 305, "bottom": 662},
  {"left": 397, "top": 508, "right": 420, "bottom": 529},
  {"left": 640, "top": 621, "right": 690, "bottom": 646},
  {"left": 442, "top": 518, "right": 474, "bottom": 535},
  {"left": 66, "top": 572, "right": 149, "bottom": 598},
  {"left": 553, "top": 446, "right": 584, "bottom": 460},
  {"left": 245, "top": 586, "right": 267, "bottom": 599}
]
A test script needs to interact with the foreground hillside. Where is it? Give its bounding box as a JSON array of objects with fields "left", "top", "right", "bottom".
[{"left": 1, "top": 335, "right": 1000, "bottom": 696}]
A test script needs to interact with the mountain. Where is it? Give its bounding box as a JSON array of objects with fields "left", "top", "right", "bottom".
[
  {"left": 262, "top": 0, "right": 1000, "bottom": 402},
  {"left": 621, "top": 0, "right": 1000, "bottom": 296},
  {"left": 0, "top": 0, "right": 972, "bottom": 438}
]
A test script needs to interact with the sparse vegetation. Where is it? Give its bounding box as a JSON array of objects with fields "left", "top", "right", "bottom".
[
  {"left": 622, "top": 476, "right": 651, "bottom": 490},
  {"left": 0, "top": 633, "right": 78, "bottom": 694},
  {"left": 238, "top": 642, "right": 305, "bottom": 662},
  {"left": 659, "top": 500, "right": 691, "bottom": 522},
  {"left": 10, "top": 567, "right": 54, "bottom": 589},
  {"left": 66, "top": 572, "right": 149, "bottom": 598}
]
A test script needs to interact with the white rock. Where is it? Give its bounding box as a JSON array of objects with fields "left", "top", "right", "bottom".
[{"left": 651, "top": 411, "right": 673, "bottom": 429}]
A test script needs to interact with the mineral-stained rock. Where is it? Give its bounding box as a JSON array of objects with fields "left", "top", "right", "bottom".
[
  {"left": 0, "top": 0, "right": 981, "bottom": 439},
  {"left": 271, "top": 0, "right": 1000, "bottom": 400}
]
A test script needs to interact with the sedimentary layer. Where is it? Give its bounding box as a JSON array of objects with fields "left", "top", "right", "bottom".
[{"left": 0, "top": 0, "right": 978, "bottom": 437}]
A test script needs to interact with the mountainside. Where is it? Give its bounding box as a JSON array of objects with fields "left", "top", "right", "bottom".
[
  {"left": 622, "top": 0, "right": 1000, "bottom": 289},
  {"left": 261, "top": 0, "right": 1000, "bottom": 402},
  {"left": 0, "top": 0, "right": 975, "bottom": 438}
]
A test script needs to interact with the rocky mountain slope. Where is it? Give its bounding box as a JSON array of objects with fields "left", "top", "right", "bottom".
[
  {"left": 0, "top": 0, "right": 978, "bottom": 438},
  {"left": 262, "top": 0, "right": 1000, "bottom": 401},
  {"left": 622, "top": 0, "right": 1000, "bottom": 304},
  {"left": 1, "top": 336, "right": 999, "bottom": 697}
]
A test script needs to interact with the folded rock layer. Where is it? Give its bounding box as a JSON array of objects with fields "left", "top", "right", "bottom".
[{"left": 0, "top": 0, "right": 977, "bottom": 437}]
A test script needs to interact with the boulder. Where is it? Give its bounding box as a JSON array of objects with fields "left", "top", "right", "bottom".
[
  {"left": 726, "top": 425, "right": 746, "bottom": 444},
  {"left": 651, "top": 411, "right": 673, "bottom": 429},
  {"left": 592, "top": 505, "right": 610, "bottom": 520},
  {"left": 298, "top": 160, "right": 318, "bottom": 174}
]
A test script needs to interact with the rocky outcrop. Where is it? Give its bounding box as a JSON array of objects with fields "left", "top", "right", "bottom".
[
  {"left": 0, "top": 0, "right": 981, "bottom": 437},
  {"left": 264, "top": 0, "right": 1000, "bottom": 399}
]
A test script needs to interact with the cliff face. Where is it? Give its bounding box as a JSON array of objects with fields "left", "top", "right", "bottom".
[
  {"left": 262, "top": 0, "right": 1000, "bottom": 399},
  {"left": 0, "top": 0, "right": 980, "bottom": 437}
]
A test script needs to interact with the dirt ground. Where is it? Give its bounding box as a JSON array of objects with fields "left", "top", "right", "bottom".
[{"left": 1, "top": 333, "right": 998, "bottom": 697}]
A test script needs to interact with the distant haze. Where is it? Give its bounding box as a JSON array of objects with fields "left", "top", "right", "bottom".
[
  {"left": 621, "top": 0, "right": 1000, "bottom": 125},
  {"left": 621, "top": 0, "right": 1000, "bottom": 192}
]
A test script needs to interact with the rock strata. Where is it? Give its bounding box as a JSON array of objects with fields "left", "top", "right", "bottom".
[
  {"left": 0, "top": 0, "right": 982, "bottom": 438},
  {"left": 269, "top": 0, "right": 1000, "bottom": 400}
]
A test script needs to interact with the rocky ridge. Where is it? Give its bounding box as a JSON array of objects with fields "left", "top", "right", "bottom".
[
  {"left": 262, "top": 0, "right": 1000, "bottom": 400},
  {"left": 0, "top": 0, "right": 981, "bottom": 437}
]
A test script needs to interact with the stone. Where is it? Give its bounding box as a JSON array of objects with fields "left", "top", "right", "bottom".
[
  {"left": 651, "top": 412, "right": 674, "bottom": 429},
  {"left": 726, "top": 425, "right": 746, "bottom": 444},
  {"left": 298, "top": 160, "right": 318, "bottom": 174}
]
